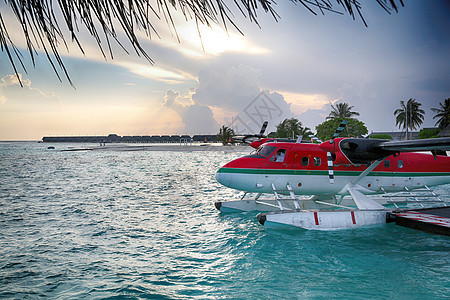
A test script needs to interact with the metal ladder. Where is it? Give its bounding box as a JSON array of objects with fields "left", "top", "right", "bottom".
[
  {"left": 424, "top": 185, "right": 447, "bottom": 207},
  {"left": 271, "top": 183, "right": 300, "bottom": 210},
  {"left": 381, "top": 185, "right": 447, "bottom": 208}
]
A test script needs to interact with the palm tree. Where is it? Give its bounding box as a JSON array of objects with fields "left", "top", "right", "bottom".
[
  {"left": 275, "top": 118, "right": 311, "bottom": 139},
  {"left": 431, "top": 98, "right": 450, "bottom": 130},
  {"left": 298, "top": 126, "right": 313, "bottom": 139},
  {"left": 394, "top": 98, "right": 425, "bottom": 140},
  {"left": 217, "top": 125, "right": 235, "bottom": 145},
  {"left": 0, "top": 1, "right": 404, "bottom": 86},
  {"left": 326, "top": 102, "right": 360, "bottom": 120}
]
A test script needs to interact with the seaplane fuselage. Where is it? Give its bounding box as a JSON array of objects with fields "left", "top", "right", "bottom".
[{"left": 216, "top": 142, "right": 450, "bottom": 196}]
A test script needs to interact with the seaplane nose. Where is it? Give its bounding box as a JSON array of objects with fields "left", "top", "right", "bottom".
[
  {"left": 319, "top": 140, "right": 335, "bottom": 153},
  {"left": 215, "top": 168, "right": 232, "bottom": 187}
]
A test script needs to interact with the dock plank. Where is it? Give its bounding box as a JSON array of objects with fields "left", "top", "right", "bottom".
[{"left": 393, "top": 207, "right": 450, "bottom": 236}]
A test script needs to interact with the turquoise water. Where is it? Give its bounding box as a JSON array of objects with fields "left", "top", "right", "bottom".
[{"left": 0, "top": 142, "right": 449, "bottom": 299}]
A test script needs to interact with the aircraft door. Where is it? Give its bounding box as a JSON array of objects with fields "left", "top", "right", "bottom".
[{"left": 257, "top": 148, "right": 289, "bottom": 191}]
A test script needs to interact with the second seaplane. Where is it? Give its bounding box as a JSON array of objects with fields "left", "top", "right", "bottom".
[{"left": 215, "top": 121, "right": 450, "bottom": 230}]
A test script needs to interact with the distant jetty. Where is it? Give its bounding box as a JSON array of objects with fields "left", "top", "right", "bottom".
[{"left": 42, "top": 134, "right": 218, "bottom": 143}]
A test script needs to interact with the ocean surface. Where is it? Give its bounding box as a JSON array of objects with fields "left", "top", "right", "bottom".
[{"left": 1, "top": 142, "right": 449, "bottom": 299}]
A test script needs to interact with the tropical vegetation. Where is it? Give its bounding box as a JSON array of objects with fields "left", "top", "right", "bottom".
[
  {"left": 326, "top": 102, "right": 360, "bottom": 120},
  {"left": 275, "top": 118, "right": 312, "bottom": 139},
  {"left": 217, "top": 125, "right": 235, "bottom": 145},
  {"left": 431, "top": 98, "right": 450, "bottom": 130},
  {"left": 394, "top": 98, "right": 425, "bottom": 139},
  {"left": 418, "top": 128, "right": 439, "bottom": 139},
  {"left": 369, "top": 134, "right": 392, "bottom": 140},
  {"left": 316, "top": 118, "right": 368, "bottom": 141}
]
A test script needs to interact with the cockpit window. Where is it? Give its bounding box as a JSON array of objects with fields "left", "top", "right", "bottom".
[
  {"left": 270, "top": 149, "right": 286, "bottom": 162},
  {"left": 256, "top": 145, "right": 277, "bottom": 158}
]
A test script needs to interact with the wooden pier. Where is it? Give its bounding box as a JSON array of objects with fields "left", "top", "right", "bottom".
[{"left": 389, "top": 207, "right": 450, "bottom": 236}]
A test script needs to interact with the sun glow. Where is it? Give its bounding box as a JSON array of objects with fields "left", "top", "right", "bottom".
[
  {"left": 155, "top": 20, "right": 269, "bottom": 58},
  {"left": 122, "top": 62, "right": 196, "bottom": 84},
  {"left": 189, "top": 27, "right": 269, "bottom": 56}
]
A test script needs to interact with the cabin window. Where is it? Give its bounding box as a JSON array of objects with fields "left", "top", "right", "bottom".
[
  {"left": 397, "top": 160, "right": 404, "bottom": 168},
  {"left": 313, "top": 157, "right": 321, "bottom": 166},
  {"left": 257, "top": 145, "right": 277, "bottom": 158},
  {"left": 270, "top": 149, "right": 286, "bottom": 162},
  {"left": 384, "top": 160, "right": 390, "bottom": 168},
  {"left": 301, "top": 157, "right": 309, "bottom": 166}
]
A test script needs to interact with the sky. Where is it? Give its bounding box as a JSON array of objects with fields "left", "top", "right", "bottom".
[{"left": 0, "top": 0, "right": 449, "bottom": 140}]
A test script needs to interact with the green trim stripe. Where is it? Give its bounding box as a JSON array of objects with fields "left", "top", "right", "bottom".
[{"left": 217, "top": 167, "right": 450, "bottom": 177}]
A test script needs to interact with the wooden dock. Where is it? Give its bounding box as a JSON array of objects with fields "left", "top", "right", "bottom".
[{"left": 389, "top": 207, "right": 450, "bottom": 236}]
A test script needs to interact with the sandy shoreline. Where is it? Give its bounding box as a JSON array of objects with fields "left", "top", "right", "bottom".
[{"left": 61, "top": 144, "right": 252, "bottom": 153}]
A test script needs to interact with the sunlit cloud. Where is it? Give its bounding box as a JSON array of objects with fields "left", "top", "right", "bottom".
[
  {"left": 148, "top": 13, "right": 270, "bottom": 58},
  {"left": 1, "top": 74, "right": 31, "bottom": 88},
  {"left": 123, "top": 62, "right": 196, "bottom": 84},
  {"left": 0, "top": 74, "right": 60, "bottom": 107},
  {"left": 172, "top": 25, "right": 269, "bottom": 57},
  {"left": 281, "top": 92, "right": 336, "bottom": 114}
]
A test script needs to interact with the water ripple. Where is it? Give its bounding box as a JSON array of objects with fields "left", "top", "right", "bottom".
[{"left": 0, "top": 142, "right": 449, "bottom": 299}]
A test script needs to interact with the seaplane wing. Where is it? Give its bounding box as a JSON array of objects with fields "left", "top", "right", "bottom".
[{"left": 379, "top": 137, "right": 450, "bottom": 152}]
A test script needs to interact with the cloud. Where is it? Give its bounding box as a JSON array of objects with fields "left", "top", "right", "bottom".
[
  {"left": 187, "top": 62, "right": 301, "bottom": 134},
  {"left": 163, "top": 88, "right": 219, "bottom": 134},
  {"left": 298, "top": 103, "right": 333, "bottom": 133},
  {"left": 153, "top": 21, "right": 269, "bottom": 58},
  {"left": 182, "top": 104, "right": 220, "bottom": 134},
  {"left": 161, "top": 67, "right": 300, "bottom": 134},
  {"left": 1, "top": 74, "right": 30, "bottom": 87},
  {"left": 0, "top": 74, "right": 60, "bottom": 111},
  {"left": 231, "top": 90, "right": 294, "bottom": 134},
  {"left": 192, "top": 63, "right": 262, "bottom": 111},
  {"left": 163, "top": 88, "right": 181, "bottom": 108},
  {"left": 122, "top": 62, "right": 196, "bottom": 84}
]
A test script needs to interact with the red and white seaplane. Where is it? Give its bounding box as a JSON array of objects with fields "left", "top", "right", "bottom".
[{"left": 215, "top": 121, "right": 450, "bottom": 230}]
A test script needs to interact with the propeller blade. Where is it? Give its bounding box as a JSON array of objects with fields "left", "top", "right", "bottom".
[
  {"left": 332, "top": 119, "right": 348, "bottom": 139},
  {"left": 234, "top": 121, "right": 269, "bottom": 144},
  {"left": 242, "top": 135, "right": 259, "bottom": 144},
  {"left": 231, "top": 135, "right": 245, "bottom": 143},
  {"left": 318, "top": 119, "right": 348, "bottom": 154},
  {"left": 327, "top": 152, "right": 334, "bottom": 184},
  {"left": 259, "top": 121, "right": 268, "bottom": 136}
]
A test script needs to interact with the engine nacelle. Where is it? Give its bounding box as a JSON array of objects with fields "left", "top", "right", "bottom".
[
  {"left": 320, "top": 138, "right": 395, "bottom": 165},
  {"left": 338, "top": 138, "right": 394, "bottom": 164},
  {"left": 332, "top": 150, "right": 353, "bottom": 165}
]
